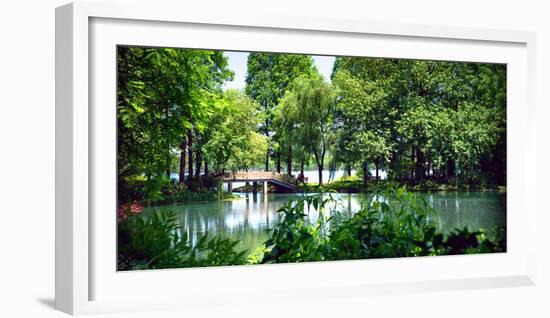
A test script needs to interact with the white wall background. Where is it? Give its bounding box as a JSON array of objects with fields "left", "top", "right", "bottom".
[{"left": 0, "top": 0, "right": 548, "bottom": 317}]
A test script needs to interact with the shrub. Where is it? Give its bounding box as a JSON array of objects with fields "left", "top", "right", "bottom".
[
  {"left": 261, "top": 195, "right": 337, "bottom": 263},
  {"left": 260, "top": 187, "right": 505, "bottom": 264},
  {"left": 326, "top": 188, "right": 440, "bottom": 259},
  {"left": 118, "top": 175, "right": 226, "bottom": 206},
  {"left": 117, "top": 211, "right": 246, "bottom": 270}
]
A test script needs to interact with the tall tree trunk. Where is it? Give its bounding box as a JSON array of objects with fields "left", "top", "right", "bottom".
[
  {"left": 179, "top": 139, "right": 186, "bottom": 184},
  {"left": 264, "top": 119, "right": 269, "bottom": 171},
  {"left": 204, "top": 161, "right": 209, "bottom": 176},
  {"left": 315, "top": 152, "right": 324, "bottom": 186},
  {"left": 187, "top": 131, "right": 193, "bottom": 180},
  {"left": 300, "top": 159, "right": 305, "bottom": 182},
  {"left": 362, "top": 162, "right": 368, "bottom": 188},
  {"left": 390, "top": 151, "right": 398, "bottom": 181},
  {"left": 410, "top": 148, "right": 415, "bottom": 181},
  {"left": 164, "top": 107, "right": 170, "bottom": 179},
  {"left": 446, "top": 158, "right": 456, "bottom": 179},
  {"left": 415, "top": 147, "right": 425, "bottom": 182},
  {"left": 427, "top": 154, "right": 432, "bottom": 178},
  {"left": 195, "top": 149, "right": 202, "bottom": 177},
  {"left": 276, "top": 151, "right": 281, "bottom": 173},
  {"left": 346, "top": 164, "right": 352, "bottom": 177},
  {"left": 375, "top": 158, "right": 380, "bottom": 181},
  {"left": 286, "top": 144, "right": 292, "bottom": 176},
  {"left": 318, "top": 164, "right": 323, "bottom": 186}
]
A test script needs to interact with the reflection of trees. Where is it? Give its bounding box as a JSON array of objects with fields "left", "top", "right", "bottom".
[
  {"left": 144, "top": 192, "right": 505, "bottom": 252},
  {"left": 427, "top": 192, "right": 506, "bottom": 235}
]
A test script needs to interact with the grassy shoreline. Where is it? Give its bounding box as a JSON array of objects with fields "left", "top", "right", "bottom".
[
  {"left": 144, "top": 192, "right": 240, "bottom": 207},
  {"left": 142, "top": 190, "right": 239, "bottom": 206},
  {"left": 230, "top": 177, "right": 506, "bottom": 194},
  {"left": 299, "top": 179, "right": 506, "bottom": 193},
  {"left": 128, "top": 176, "right": 506, "bottom": 208}
]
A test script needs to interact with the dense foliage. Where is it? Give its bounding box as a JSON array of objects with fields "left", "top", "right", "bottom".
[
  {"left": 117, "top": 47, "right": 267, "bottom": 204},
  {"left": 245, "top": 53, "right": 316, "bottom": 172},
  {"left": 118, "top": 211, "right": 246, "bottom": 270},
  {"left": 118, "top": 47, "right": 506, "bottom": 204},
  {"left": 330, "top": 58, "right": 506, "bottom": 187},
  {"left": 261, "top": 56, "right": 506, "bottom": 190}
]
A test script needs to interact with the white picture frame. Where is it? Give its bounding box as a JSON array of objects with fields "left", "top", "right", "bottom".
[{"left": 55, "top": 1, "right": 537, "bottom": 315}]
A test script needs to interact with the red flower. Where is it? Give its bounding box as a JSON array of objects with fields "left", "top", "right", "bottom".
[{"left": 118, "top": 201, "right": 143, "bottom": 220}]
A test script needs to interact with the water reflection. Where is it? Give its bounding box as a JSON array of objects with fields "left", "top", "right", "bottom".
[{"left": 143, "top": 192, "right": 506, "bottom": 255}]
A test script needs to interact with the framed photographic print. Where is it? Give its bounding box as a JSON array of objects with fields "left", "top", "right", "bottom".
[{"left": 56, "top": 1, "right": 537, "bottom": 315}]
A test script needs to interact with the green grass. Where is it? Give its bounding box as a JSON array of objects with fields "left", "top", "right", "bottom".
[{"left": 298, "top": 176, "right": 504, "bottom": 193}]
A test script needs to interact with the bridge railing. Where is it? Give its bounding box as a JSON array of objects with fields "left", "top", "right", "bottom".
[{"left": 223, "top": 171, "right": 298, "bottom": 186}]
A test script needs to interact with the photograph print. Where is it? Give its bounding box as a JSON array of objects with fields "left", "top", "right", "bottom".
[{"left": 116, "top": 46, "right": 507, "bottom": 271}]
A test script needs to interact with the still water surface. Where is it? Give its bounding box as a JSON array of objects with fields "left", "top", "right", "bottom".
[{"left": 143, "top": 191, "right": 506, "bottom": 255}]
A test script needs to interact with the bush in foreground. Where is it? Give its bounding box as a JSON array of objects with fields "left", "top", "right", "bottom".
[{"left": 117, "top": 211, "right": 246, "bottom": 270}]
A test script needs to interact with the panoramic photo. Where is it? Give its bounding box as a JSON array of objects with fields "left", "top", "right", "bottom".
[{"left": 116, "top": 46, "right": 507, "bottom": 271}]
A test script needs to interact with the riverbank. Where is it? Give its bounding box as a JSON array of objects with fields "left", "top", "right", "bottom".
[
  {"left": 230, "top": 176, "right": 506, "bottom": 194},
  {"left": 119, "top": 176, "right": 240, "bottom": 206},
  {"left": 145, "top": 191, "right": 239, "bottom": 206},
  {"left": 122, "top": 174, "right": 506, "bottom": 208},
  {"left": 301, "top": 177, "right": 506, "bottom": 193}
]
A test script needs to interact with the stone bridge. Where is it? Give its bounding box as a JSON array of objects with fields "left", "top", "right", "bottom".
[{"left": 222, "top": 171, "right": 298, "bottom": 193}]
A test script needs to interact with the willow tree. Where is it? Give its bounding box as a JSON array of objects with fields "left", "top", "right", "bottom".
[
  {"left": 273, "top": 90, "right": 300, "bottom": 176},
  {"left": 244, "top": 53, "right": 315, "bottom": 171},
  {"left": 288, "top": 74, "right": 338, "bottom": 185}
]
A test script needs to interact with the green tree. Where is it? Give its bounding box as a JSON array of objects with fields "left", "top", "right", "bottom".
[
  {"left": 332, "top": 59, "right": 394, "bottom": 185},
  {"left": 290, "top": 74, "right": 338, "bottom": 185},
  {"left": 117, "top": 47, "right": 233, "bottom": 201},
  {"left": 203, "top": 90, "right": 268, "bottom": 173},
  {"left": 273, "top": 90, "right": 301, "bottom": 176},
  {"left": 245, "top": 53, "right": 315, "bottom": 171},
  {"left": 332, "top": 57, "right": 505, "bottom": 186}
]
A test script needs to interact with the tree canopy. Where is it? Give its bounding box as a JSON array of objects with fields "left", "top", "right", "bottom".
[
  {"left": 245, "top": 53, "right": 316, "bottom": 171},
  {"left": 330, "top": 57, "right": 506, "bottom": 186},
  {"left": 117, "top": 47, "right": 506, "bottom": 203}
]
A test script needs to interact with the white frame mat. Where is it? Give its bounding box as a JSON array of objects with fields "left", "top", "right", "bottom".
[{"left": 56, "top": 1, "right": 537, "bottom": 315}]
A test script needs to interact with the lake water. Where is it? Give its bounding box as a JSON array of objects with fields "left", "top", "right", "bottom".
[{"left": 143, "top": 190, "right": 506, "bottom": 256}]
